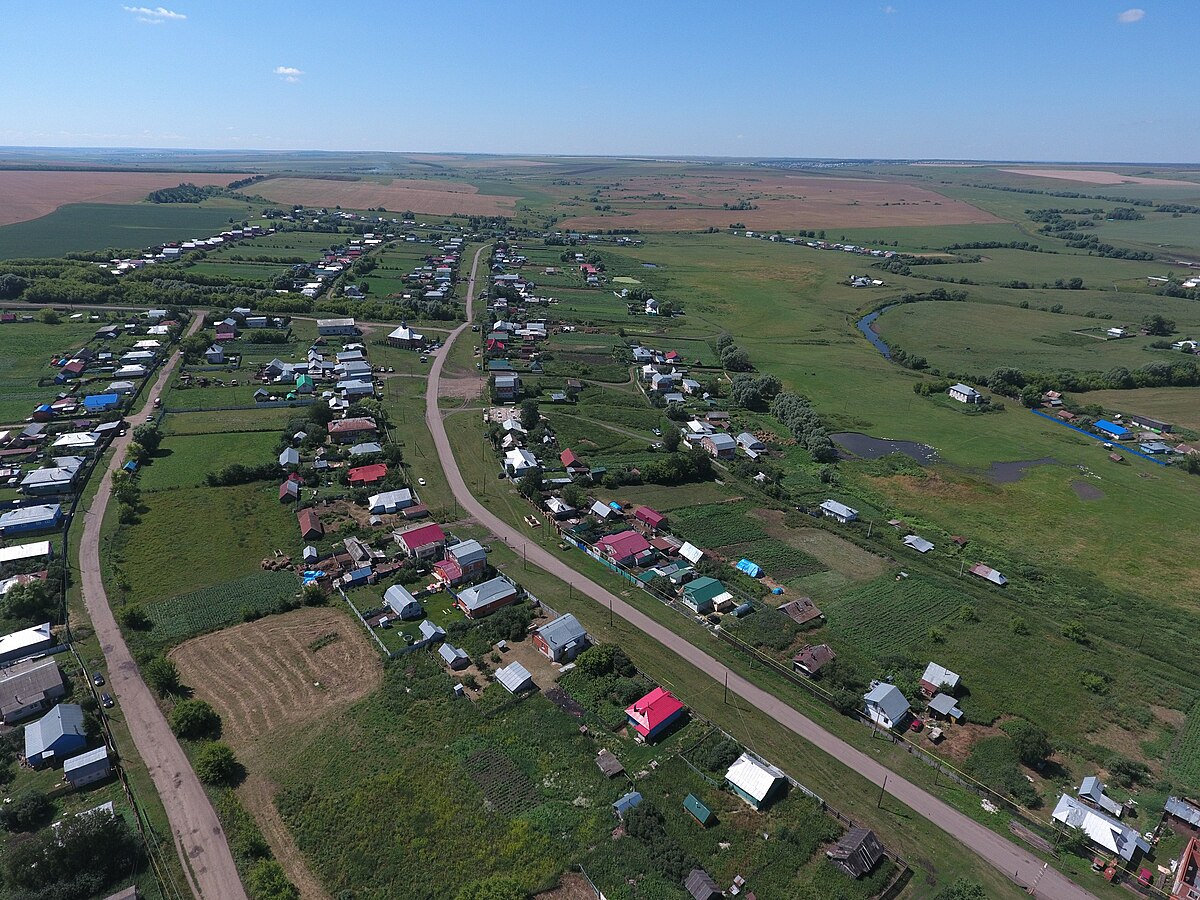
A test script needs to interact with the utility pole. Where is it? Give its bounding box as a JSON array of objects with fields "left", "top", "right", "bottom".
[
  {"left": 877, "top": 775, "right": 888, "bottom": 809},
  {"left": 724, "top": 671, "right": 729, "bottom": 704},
  {"left": 867, "top": 520, "right": 873, "bottom": 538}
]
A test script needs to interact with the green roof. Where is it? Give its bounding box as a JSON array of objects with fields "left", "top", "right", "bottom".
[
  {"left": 683, "top": 576, "right": 724, "bottom": 604},
  {"left": 683, "top": 793, "right": 712, "bottom": 826}
]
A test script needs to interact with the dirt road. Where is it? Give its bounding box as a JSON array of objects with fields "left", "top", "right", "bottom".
[
  {"left": 424, "top": 247, "right": 1095, "bottom": 900},
  {"left": 79, "top": 313, "right": 248, "bottom": 900}
]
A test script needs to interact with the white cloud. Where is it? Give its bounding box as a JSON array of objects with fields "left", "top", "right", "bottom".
[
  {"left": 273, "top": 66, "right": 303, "bottom": 83},
  {"left": 123, "top": 6, "right": 186, "bottom": 23},
  {"left": 882, "top": 5, "right": 897, "bottom": 13},
  {"left": 1117, "top": 8, "right": 1145, "bottom": 23}
]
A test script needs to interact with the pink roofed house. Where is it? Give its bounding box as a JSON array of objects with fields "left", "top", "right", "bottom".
[
  {"left": 626, "top": 687, "right": 685, "bottom": 742},
  {"left": 396, "top": 522, "right": 447, "bottom": 560},
  {"left": 595, "top": 530, "right": 652, "bottom": 567},
  {"left": 634, "top": 506, "right": 666, "bottom": 531},
  {"left": 560, "top": 448, "right": 588, "bottom": 474}
]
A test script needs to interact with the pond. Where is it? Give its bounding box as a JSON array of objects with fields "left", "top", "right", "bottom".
[
  {"left": 831, "top": 432, "right": 939, "bottom": 464},
  {"left": 855, "top": 305, "right": 897, "bottom": 358},
  {"left": 983, "top": 457, "right": 1058, "bottom": 484}
]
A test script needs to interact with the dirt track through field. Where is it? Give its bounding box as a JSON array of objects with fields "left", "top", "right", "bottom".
[
  {"left": 0, "top": 170, "right": 246, "bottom": 226},
  {"left": 170, "top": 607, "right": 380, "bottom": 900}
]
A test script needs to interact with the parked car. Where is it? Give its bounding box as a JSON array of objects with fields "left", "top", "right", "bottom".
[
  {"left": 92, "top": 672, "right": 105, "bottom": 686},
  {"left": 417, "top": 478, "right": 426, "bottom": 486},
  {"left": 101, "top": 693, "right": 114, "bottom": 709},
  {"left": 909, "top": 717, "right": 924, "bottom": 732}
]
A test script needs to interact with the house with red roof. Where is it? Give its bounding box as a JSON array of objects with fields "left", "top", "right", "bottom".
[
  {"left": 595, "top": 530, "right": 653, "bottom": 567},
  {"left": 297, "top": 508, "right": 323, "bottom": 541},
  {"left": 347, "top": 463, "right": 388, "bottom": 486},
  {"left": 279, "top": 480, "right": 300, "bottom": 503},
  {"left": 327, "top": 417, "right": 377, "bottom": 444},
  {"left": 626, "top": 687, "right": 685, "bottom": 742},
  {"left": 395, "top": 522, "right": 447, "bottom": 560},
  {"left": 634, "top": 506, "right": 665, "bottom": 531},
  {"left": 560, "top": 448, "right": 588, "bottom": 475}
]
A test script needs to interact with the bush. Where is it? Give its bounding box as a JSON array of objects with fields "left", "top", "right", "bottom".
[
  {"left": 964, "top": 736, "right": 1041, "bottom": 807},
  {"left": 119, "top": 605, "right": 151, "bottom": 630},
  {"left": 194, "top": 741, "right": 241, "bottom": 785},
  {"left": 1001, "top": 719, "right": 1051, "bottom": 766},
  {"left": 142, "top": 656, "right": 181, "bottom": 696},
  {"left": 247, "top": 859, "right": 300, "bottom": 900},
  {"left": 3, "top": 806, "right": 142, "bottom": 897},
  {"left": 0, "top": 790, "right": 52, "bottom": 832},
  {"left": 170, "top": 698, "right": 222, "bottom": 739}
]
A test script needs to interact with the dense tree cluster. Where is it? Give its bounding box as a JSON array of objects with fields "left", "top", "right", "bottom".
[
  {"left": 728, "top": 373, "right": 782, "bottom": 410},
  {"left": 769, "top": 393, "right": 837, "bottom": 462},
  {"left": 3, "top": 809, "right": 143, "bottom": 900}
]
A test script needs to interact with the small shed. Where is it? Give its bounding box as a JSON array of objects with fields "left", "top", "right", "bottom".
[
  {"left": 63, "top": 745, "right": 112, "bottom": 788},
  {"left": 596, "top": 749, "right": 625, "bottom": 779},
  {"left": 495, "top": 661, "right": 534, "bottom": 694},
  {"left": 682, "top": 868, "right": 721, "bottom": 900},
  {"left": 683, "top": 793, "right": 713, "bottom": 827},
  {"left": 613, "top": 790, "right": 643, "bottom": 820},
  {"left": 827, "top": 827, "right": 886, "bottom": 878},
  {"left": 725, "top": 752, "right": 786, "bottom": 810},
  {"left": 927, "top": 693, "right": 963, "bottom": 722},
  {"left": 438, "top": 643, "right": 469, "bottom": 670}
]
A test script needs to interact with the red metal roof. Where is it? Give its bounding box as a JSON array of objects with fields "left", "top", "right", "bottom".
[
  {"left": 433, "top": 558, "right": 462, "bottom": 583},
  {"left": 634, "top": 506, "right": 665, "bottom": 528},
  {"left": 397, "top": 522, "right": 446, "bottom": 550},
  {"left": 560, "top": 448, "right": 581, "bottom": 467},
  {"left": 596, "top": 529, "right": 651, "bottom": 560},
  {"left": 626, "top": 687, "right": 683, "bottom": 736},
  {"left": 297, "top": 508, "right": 323, "bottom": 536},
  {"left": 328, "top": 417, "right": 377, "bottom": 434},
  {"left": 347, "top": 463, "right": 388, "bottom": 485}
]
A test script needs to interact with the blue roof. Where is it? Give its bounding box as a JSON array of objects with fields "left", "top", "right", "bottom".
[
  {"left": 83, "top": 393, "right": 119, "bottom": 409},
  {"left": 1095, "top": 420, "right": 1129, "bottom": 436},
  {"left": 613, "top": 790, "right": 643, "bottom": 815},
  {"left": 736, "top": 559, "right": 762, "bottom": 577}
]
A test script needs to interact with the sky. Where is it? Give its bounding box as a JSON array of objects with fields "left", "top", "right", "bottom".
[{"left": 0, "top": 1, "right": 1194, "bottom": 162}]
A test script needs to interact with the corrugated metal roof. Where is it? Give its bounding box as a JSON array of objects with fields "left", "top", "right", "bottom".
[
  {"left": 725, "top": 752, "right": 785, "bottom": 803},
  {"left": 64, "top": 744, "right": 109, "bottom": 773},
  {"left": 495, "top": 661, "right": 532, "bottom": 693},
  {"left": 1166, "top": 796, "right": 1200, "bottom": 828}
]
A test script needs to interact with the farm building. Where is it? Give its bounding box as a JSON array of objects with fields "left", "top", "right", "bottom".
[
  {"left": 596, "top": 749, "right": 625, "bottom": 778},
  {"left": 297, "top": 508, "right": 324, "bottom": 541},
  {"left": 683, "top": 793, "right": 713, "bottom": 827},
  {"left": 24, "top": 703, "right": 86, "bottom": 767},
  {"left": 0, "top": 657, "right": 66, "bottom": 723},
  {"left": 0, "top": 622, "right": 54, "bottom": 666},
  {"left": 864, "top": 681, "right": 910, "bottom": 730},
  {"left": 368, "top": 489, "right": 414, "bottom": 514},
  {"left": 1166, "top": 796, "right": 1200, "bottom": 831},
  {"left": 383, "top": 585, "right": 424, "bottom": 621},
  {"left": 395, "top": 522, "right": 447, "bottom": 560},
  {"left": 626, "top": 687, "right": 685, "bottom": 742},
  {"left": 682, "top": 869, "right": 721, "bottom": 900},
  {"left": 205, "top": 345, "right": 224, "bottom": 364},
  {"left": 827, "top": 827, "right": 886, "bottom": 878},
  {"left": 725, "top": 752, "right": 786, "bottom": 810},
  {"left": 903, "top": 534, "right": 934, "bottom": 554},
  {"left": 681, "top": 576, "right": 727, "bottom": 614},
  {"left": 779, "top": 597, "right": 823, "bottom": 626},
  {"left": 533, "top": 613, "right": 590, "bottom": 662},
  {"left": 386, "top": 324, "right": 424, "bottom": 348},
  {"left": 1078, "top": 776, "right": 1123, "bottom": 817},
  {"left": 455, "top": 575, "right": 519, "bottom": 619},
  {"left": 279, "top": 448, "right": 300, "bottom": 468},
  {"left": 700, "top": 433, "right": 737, "bottom": 459},
  {"left": 317, "top": 318, "right": 356, "bottom": 336},
  {"left": 438, "top": 643, "right": 469, "bottom": 670},
  {"left": 634, "top": 506, "right": 666, "bottom": 530},
  {"left": 1051, "top": 794, "right": 1149, "bottom": 862},
  {"left": 347, "top": 463, "right": 388, "bottom": 486},
  {"left": 278, "top": 480, "right": 300, "bottom": 504},
  {"left": 1094, "top": 420, "right": 1130, "bottom": 441},
  {"left": 495, "top": 661, "right": 534, "bottom": 694},
  {"left": 613, "top": 790, "right": 643, "bottom": 820},
  {"left": 948, "top": 383, "right": 983, "bottom": 404},
  {"left": 0, "top": 504, "right": 64, "bottom": 536},
  {"left": 560, "top": 449, "right": 588, "bottom": 474},
  {"left": 596, "top": 530, "right": 653, "bottom": 567},
  {"left": 819, "top": 499, "right": 858, "bottom": 524},
  {"left": 736, "top": 432, "right": 765, "bottom": 451},
  {"left": 920, "top": 662, "right": 960, "bottom": 697},
  {"left": 969, "top": 563, "right": 1007, "bottom": 586},
  {"left": 927, "top": 693, "right": 963, "bottom": 722},
  {"left": 1130, "top": 414, "right": 1173, "bottom": 433},
  {"left": 327, "top": 417, "right": 377, "bottom": 443},
  {"left": 63, "top": 745, "right": 111, "bottom": 788},
  {"left": 793, "top": 643, "right": 836, "bottom": 677}
]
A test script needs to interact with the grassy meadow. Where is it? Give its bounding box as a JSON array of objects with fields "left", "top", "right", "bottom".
[
  {"left": 138, "top": 431, "right": 281, "bottom": 492},
  {"left": 0, "top": 319, "right": 99, "bottom": 422}
]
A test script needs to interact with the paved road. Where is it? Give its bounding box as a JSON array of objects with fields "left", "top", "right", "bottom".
[
  {"left": 79, "top": 314, "right": 248, "bottom": 900},
  {"left": 425, "top": 246, "right": 1095, "bottom": 900}
]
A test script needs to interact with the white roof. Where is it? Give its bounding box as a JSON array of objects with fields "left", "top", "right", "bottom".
[
  {"left": 317, "top": 318, "right": 355, "bottom": 327},
  {"left": 903, "top": 535, "right": 934, "bottom": 553},
  {"left": 495, "top": 661, "right": 533, "bottom": 693},
  {"left": 820, "top": 499, "right": 858, "bottom": 519},
  {"left": 921, "top": 662, "right": 960, "bottom": 690},
  {"left": 64, "top": 744, "right": 110, "bottom": 774},
  {"left": 0, "top": 623, "right": 52, "bottom": 659},
  {"left": 950, "top": 383, "right": 980, "bottom": 395},
  {"left": 504, "top": 448, "right": 537, "bottom": 469},
  {"left": 1051, "top": 794, "right": 1148, "bottom": 861},
  {"left": 0, "top": 541, "right": 51, "bottom": 564},
  {"left": 679, "top": 541, "right": 704, "bottom": 564},
  {"left": 589, "top": 500, "right": 613, "bottom": 519},
  {"left": 545, "top": 497, "right": 574, "bottom": 514},
  {"left": 52, "top": 432, "right": 98, "bottom": 449},
  {"left": 725, "top": 752, "right": 786, "bottom": 803},
  {"left": 864, "top": 681, "right": 910, "bottom": 721},
  {"left": 389, "top": 325, "right": 424, "bottom": 341}
]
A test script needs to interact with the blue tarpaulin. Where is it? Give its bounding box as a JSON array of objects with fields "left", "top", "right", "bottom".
[
  {"left": 735, "top": 559, "right": 762, "bottom": 578},
  {"left": 771, "top": 587, "right": 785, "bottom": 595},
  {"left": 301, "top": 570, "right": 326, "bottom": 585}
]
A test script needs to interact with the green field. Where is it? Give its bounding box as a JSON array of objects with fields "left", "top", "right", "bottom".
[
  {"left": 139, "top": 571, "right": 299, "bottom": 651},
  {"left": 108, "top": 483, "right": 297, "bottom": 605},
  {"left": 163, "top": 407, "right": 300, "bottom": 435},
  {"left": 138, "top": 431, "right": 281, "bottom": 491},
  {"left": 0, "top": 202, "right": 256, "bottom": 259},
  {"left": 0, "top": 319, "right": 99, "bottom": 422}
]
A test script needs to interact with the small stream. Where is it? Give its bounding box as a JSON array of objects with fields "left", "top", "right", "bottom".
[{"left": 856, "top": 304, "right": 897, "bottom": 358}]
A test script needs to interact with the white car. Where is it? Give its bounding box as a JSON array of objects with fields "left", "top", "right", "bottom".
[{"left": 418, "top": 477, "right": 426, "bottom": 486}]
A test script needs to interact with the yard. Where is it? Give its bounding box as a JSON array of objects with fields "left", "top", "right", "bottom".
[
  {"left": 138, "top": 431, "right": 281, "bottom": 491},
  {"left": 0, "top": 318, "right": 102, "bottom": 423}
]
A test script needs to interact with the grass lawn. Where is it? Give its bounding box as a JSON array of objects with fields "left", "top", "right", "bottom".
[
  {"left": 138, "top": 431, "right": 280, "bottom": 491},
  {"left": 0, "top": 319, "right": 98, "bottom": 423},
  {"left": 108, "top": 482, "right": 297, "bottom": 605},
  {"left": 163, "top": 406, "right": 300, "bottom": 435}
]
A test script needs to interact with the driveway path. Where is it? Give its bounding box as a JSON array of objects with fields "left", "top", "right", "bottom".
[
  {"left": 424, "top": 246, "right": 1095, "bottom": 900},
  {"left": 79, "top": 313, "right": 248, "bottom": 900}
]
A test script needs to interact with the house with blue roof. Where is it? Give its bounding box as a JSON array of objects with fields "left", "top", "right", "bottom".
[
  {"left": 25, "top": 703, "right": 87, "bottom": 767},
  {"left": 1094, "top": 420, "right": 1130, "bottom": 440},
  {"left": 82, "top": 393, "right": 120, "bottom": 412}
]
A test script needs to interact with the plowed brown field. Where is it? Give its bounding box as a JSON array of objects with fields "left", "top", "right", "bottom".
[
  {"left": 257, "top": 176, "right": 517, "bottom": 216},
  {"left": 999, "top": 167, "right": 1198, "bottom": 186},
  {"left": 169, "top": 606, "right": 380, "bottom": 747},
  {"left": 0, "top": 170, "right": 245, "bottom": 226},
  {"left": 558, "top": 172, "right": 1000, "bottom": 231}
]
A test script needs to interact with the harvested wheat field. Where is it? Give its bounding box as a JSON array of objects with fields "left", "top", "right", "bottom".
[
  {"left": 999, "top": 168, "right": 1199, "bottom": 186},
  {"left": 258, "top": 176, "right": 517, "bottom": 216},
  {"left": 558, "top": 172, "right": 999, "bottom": 231},
  {"left": 0, "top": 170, "right": 246, "bottom": 226},
  {"left": 169, "top": 605, "right": 381, "bottom": 749}
]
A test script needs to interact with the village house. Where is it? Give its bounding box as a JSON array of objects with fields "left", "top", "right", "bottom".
[
  {"left": 1077, "top": 776, "right": 1124, "bottom": 818},
  {"left": 544, "top": 497, "right": 575, "bottom": 520},
  {"left": 920, "top": 662, "right": 960, "bottom": 697},
  {"left": 596, "top": 530, "right": 653, "bottom": 568},
  {"left": 368, "top": 489, "right": 414, "bottom": 514},
  {"left": 63, "top": 745, "right": 111, "bottom": 788},
  {"left": 700, "top": 433, "right": 737, "bottom": 459},
  {"left": 317, "top": 318, "right": 357, "bottom": 336},
  {"left": 560, "top": 448, "right": 588, "bottom": 475},
  {"left": 532, "top": 613, "right": 590, "bottom": 662},
  {"left": 383, "top": 584, "right": 424, "bottom": 621},
  {"left": 279, "top": 480, "right": 300, "bottom": 503},
  {"left": 0, "top": 504, "right": 64, "bottom": 535},
  {"left": 793, "top": 643, "right": 836, "bottom": 677},
  {"left": 0, "top": 622, "right": 54, "bottom": 666},
  {"left": 948, "top": 383, "right": 983, "bottom": 404},
  {"left": 24, "top": 703, "right": 86, "bottom": 768},
  {"left": 503, "top": 447, "right": 538, "bottom": 477},
  {"left": 0, "top": 657, "right": 66, "bottom": 723},
  {"left": 395, "top": 522, "right": 447, "bottom": 560},
  {"left": 634, "top": 506, "right": 666, "bottom": 531},
  {"left": 819, "top": 499, "right": 858, "bottom": 524},
  {"left": 681, "top": 576, "right": 728, "bottom": 614},
  {"left": 725, "top": 752, "right": 787, "bottom": 810},
  {"left": 455, "top": 575, "right": 519, "bottom": 619},
  {"left": 736, "top": 432, "right": 765, "bottom": 452},
  {"left": 827, "top": 828, "right": 886, "bottom": 879},
  {"left": 347, "top": 463, "right": 388, "bottom": 486},
  {"left": 327, "top": 417, "right": 377, "bottom": 444},
  {"left": 626, "top": 687, "right": 685, "bottom": 742},
  {"left": 864, "top": 681, "right": 910, "bottom": 730},
  {"left": 1051, "top": 794, "right": 1149, "bottom": 862},
  {"left": 387, "top": 324, "right": 425, "bottom": 349},
  {"left": 433, "top": 539, "right": 488, "bottom": 586}
]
